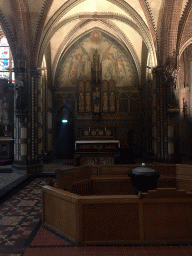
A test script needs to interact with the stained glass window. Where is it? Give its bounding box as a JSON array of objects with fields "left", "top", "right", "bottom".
[{"left": 0, "top": 27, "right": 14, "bottom": 83}]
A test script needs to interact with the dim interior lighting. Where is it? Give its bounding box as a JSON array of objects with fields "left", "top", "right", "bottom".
[{"left": 62, "top": 120, "right": 68, "bottom": 123}]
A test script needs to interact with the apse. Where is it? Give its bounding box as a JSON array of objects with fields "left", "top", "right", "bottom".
[{"left": 55, "top": 30, "right": 139, "bottom": 88}]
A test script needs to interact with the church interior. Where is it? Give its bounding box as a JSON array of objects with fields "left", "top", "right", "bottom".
[{"left": 1, "top": 0, "right": 192, "bottom": 255}]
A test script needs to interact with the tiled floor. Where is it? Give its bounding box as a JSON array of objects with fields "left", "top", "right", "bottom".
[
  {"left": 0, "top": 177, "right": 46, "bottom": 255},
  {"left": 0, "top": 163, "right": 192, "bottom": 255}
]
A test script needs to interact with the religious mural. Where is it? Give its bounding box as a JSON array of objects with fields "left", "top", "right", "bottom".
[{"left": 56, "top": 31, "right": 138, "bottom": 87}]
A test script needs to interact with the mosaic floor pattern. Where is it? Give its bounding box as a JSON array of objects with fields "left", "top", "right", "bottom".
[{"left": 0, "top": 177, "right": 60, "bottom": 255}]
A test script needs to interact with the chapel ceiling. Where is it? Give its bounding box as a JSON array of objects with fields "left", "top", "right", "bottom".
[{"left": 0, "top": 0, "right": 191, "bottom": 83}]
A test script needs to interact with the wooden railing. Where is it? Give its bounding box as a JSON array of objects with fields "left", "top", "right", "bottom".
[{"left": 42, "top": 186, "right": 192, "bottom": 245}]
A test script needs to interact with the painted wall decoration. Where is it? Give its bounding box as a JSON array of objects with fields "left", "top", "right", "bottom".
[
  {"left": 56, "top": 31, "right": 138, "bottom": 88},
  {"left": 77, "top": 79, "right": 116, "bottom": 114}
]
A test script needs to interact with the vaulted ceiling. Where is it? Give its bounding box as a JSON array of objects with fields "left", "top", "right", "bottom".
[{"left": 0, "top": 0, "right": 192, "bottom": 84}]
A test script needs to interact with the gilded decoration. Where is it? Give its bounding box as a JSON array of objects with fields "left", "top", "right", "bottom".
[{"left": 77, "top": 79, "right": 116, "bottom": 115}]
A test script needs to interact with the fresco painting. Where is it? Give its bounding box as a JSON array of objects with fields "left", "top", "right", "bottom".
[{"left": 57, "top": 31, "right": 137, "bottom": 87}]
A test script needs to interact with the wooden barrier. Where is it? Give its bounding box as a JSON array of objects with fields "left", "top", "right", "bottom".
[
  {"left": 42, "top": 186, "right": 79, "bottom": 243},
  {"left": 42, "top": 186, "right": 192, "bottom": 245},
  {"left": 55, "top": 164, "right": 176, "bottom": 196},
  {"left": 98, "top": 164, "right": 176, "bottom": 177},
  {"left": 55, "top": 164, "right": 176, "bottom": 180},
  {"left": 176, "top": 164, "right": 192, "bottom": 192},
  {"left": 55, "top": 166, "right": 92, "bottom": 191}
]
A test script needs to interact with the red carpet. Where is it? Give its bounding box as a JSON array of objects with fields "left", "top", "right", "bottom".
[
  {"left": 23, "top": 246, "right": 80, "bottom": 256},
  {"left": 24, "top": 227, "right": 192, "bottom": 256},
  {"left": 30, "top": 227, "right": 70, "bottom": 246}
]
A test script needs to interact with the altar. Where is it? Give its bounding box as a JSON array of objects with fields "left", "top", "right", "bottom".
[{"left": 75, "top": 140, "right": 120, "bottom": 166}]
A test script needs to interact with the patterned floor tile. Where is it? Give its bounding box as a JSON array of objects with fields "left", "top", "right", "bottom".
[
  {"left": 0, "top": 177, "right": 48, "bottom": 254},
  {"left": 0, "top": 216, "right": 24, "bottom": 225},
  {"left": 17, "top": 200, "right": 38, "bottom": 207}
]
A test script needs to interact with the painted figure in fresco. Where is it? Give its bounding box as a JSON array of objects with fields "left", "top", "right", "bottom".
[
  {"left": 102, "top": 80, "right": 108, "bottom": 91},
  {"left": 69, "top": 46, "right": 91, "bottom": 84},
  {"left": 78, "top": 80, "right": 84, "bottom": 92},
  {"left": 102, "top": 46, "right": 126, "bottom": 80},
  {"left": 93, "top": 86, "right": 100, "bottom": 113},
  {"left": 90, "top": 31, "right": 102, "bottom": 43},
  {"left": 79, "top": 92, "right": 84, "bottom": 112},
  {"left": 85, "top": 80, "right": 91, "bottom": 92},
  {"left": 85, "top": 92, "right": 91, "bottom": 112},
  {"left": 70, "top": 54, "right": 85, "bottom": 83},
  {"left": 109, "top": 79, "right": 115, "bottom": 91},
  {"left": 109, "top": 91, "right": 115, "bottom": 112},
  {"left": 101, "top": 80, "right": 109, "bottom": 112},
  {"left": 103, "top": 92, "right": 108, "bottom": 112}
]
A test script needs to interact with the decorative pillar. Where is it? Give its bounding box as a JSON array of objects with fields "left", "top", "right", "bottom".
[
  {"left": 37, "top": 74, "right": 43, "bottom": 157},
  {"left": 152, "top": 65, "right": 179, "bottom": 162},
  {"left": 12, "top": 66, "right": 41, "bottom": 174},
  {"left": 13, "top": 70, "right": 28, "bottom": 174},
  {"left": 152, "top": 67, "right": 168, "bottom": 162}
]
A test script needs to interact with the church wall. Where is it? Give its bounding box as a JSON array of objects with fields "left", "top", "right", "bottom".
[{"left": 53, "top": 31, "right": 141, "bottom": 159}]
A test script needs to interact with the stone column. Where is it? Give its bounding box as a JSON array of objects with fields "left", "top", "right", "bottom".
[
  {"left": 152, "top": 67, "right": 168, "bottom": 162},
  {"left": 13, "top": 69, "right": 41, "bottom": 174},
  {"left": 13, "top": 71, "right": 28, "bottom": 174}
]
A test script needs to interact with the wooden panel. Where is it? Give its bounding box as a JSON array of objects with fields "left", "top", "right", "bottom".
[
  {"left": 143, "top": 202, "right": 192, "bottom": 241},
  {"left": 176, "top": 164, "right": 192, "bottom": 181},
  {"left": 176, "top": 164, "right": 192, "bottom": 192},
  {"left": 93, "top": 178, "right": 134, "bottom": 195},
  {"left": 82, "top": 203, "right": 140, "bottom": 242},
  {"left": 99, "top": 165, "right": 132, "bottom": 175},
  {"left": 98, "top": 164, "right": 176, "bottom": 177},
  {"left": 72, "top": 180, "right": 94, "bottom": 195},
  {"left": 90, "top": 166, "right": 99, "bottom": 176},
  {"left": 177, "top": 179, "right": 192, "bottom": 192},
  {"left": 92, "top": 177, "right": 175, "bottom": 196},
  {"left": 166, "top": 165, "right": 176, "bottom": 176},
  {"left": 157, "top": 177, "right": 176, "bottom": 188},
  {"left": 140, "top": 188, "right": 192, "bottom": 199},
  {"left": 42, "top": 186, "right": 192, "bottom": 245},
  {"left": 56, "top": 167, "right": 92, "bottom": 191},
  {"left": 43, "top": 190, "right": 78, "bottom": 240},
  {"left": 146, "top": 164, "right": 176, "bottom": 177},
  {"left": 93, "top": 179, "right": 122, "bottom": 195}
]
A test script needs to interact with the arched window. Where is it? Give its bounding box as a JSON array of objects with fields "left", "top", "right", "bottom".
[{"left": 0, "top": 26, "right": 14, "bottom": 83}]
